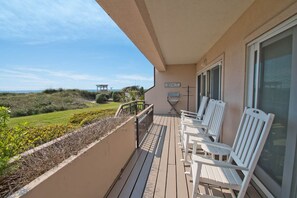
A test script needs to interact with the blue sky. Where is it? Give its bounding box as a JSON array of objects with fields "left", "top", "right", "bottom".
[{"left": 0, "top": 0, "right": 154, "bottom": 91}]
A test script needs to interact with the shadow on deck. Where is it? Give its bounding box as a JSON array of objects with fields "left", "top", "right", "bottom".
[{"left": 106, "top": 115, "right": 262, "bottom": 198}]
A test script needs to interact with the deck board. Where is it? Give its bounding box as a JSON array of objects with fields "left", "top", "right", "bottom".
[
  {"left": 143, "top": 116, "right": 166, "bottom": 198},
  {"left": 174, "top": 116, "right": 189, "bottom": 198},
  {"left": 106, "top": 115, "right": 263, "bottom": 198},
  {"left": 154, "top": 115, "right": 170, "bottom": 198}
]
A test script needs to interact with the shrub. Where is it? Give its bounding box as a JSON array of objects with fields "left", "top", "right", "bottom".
[
  {"left": 79, "top": 90, "right": 96, "bottom": 100},
  {"left": 96, "top": 94, "right": 107, "bottom": 104},
  {"left": 0, "top": 106, "right": 10, "bottom": 128},
  {"left": 112, "top": 91, "right": 121, "bottom": 102},
  {"left": 0, "top": 107, "right": 31, "bottom": 175},
  {"left": 69, "top": 109, "right": 116, "bottom": 126},
  {"left": 43, "top": 88, "right": 63, "bottom": 94},
  {"left": 0, "top": 106, "right": 80, "bottom": 176},
  {"left": 26, "top": 124, "right": 76, "bottom": 146},
  {"left": 108, "top": 91, "right": 113, "bottom": 99}
]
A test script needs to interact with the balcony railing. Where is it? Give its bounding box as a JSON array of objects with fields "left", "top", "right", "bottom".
[
  {"left": 115, "top": 100, "right": 148, "bottom": 116},
  {"left": 135, "top": 104, "right": 154, "bottom": 147},
  {"left": 115, "top": 101, "right": 154, "bottom": 148}
]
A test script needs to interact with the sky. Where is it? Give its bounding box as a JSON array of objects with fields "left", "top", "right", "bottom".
[{"left": 0, "top": 0, "right": 154, "bottom": 91}]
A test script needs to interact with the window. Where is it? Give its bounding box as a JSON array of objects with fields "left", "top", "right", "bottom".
[{"left": 197, "top": 61, "right": 222, "bottom": 108}]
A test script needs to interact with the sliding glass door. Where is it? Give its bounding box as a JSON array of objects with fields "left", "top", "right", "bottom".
[
  {"left": 247, "top": 25, "right": 297, "bottom": 197},
  {"left": 197, "top": 63, "right": 222, "bottom": 108}
]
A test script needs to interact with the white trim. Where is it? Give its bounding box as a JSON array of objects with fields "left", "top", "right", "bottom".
[
  {"left": 196, "top": 60, "right": 223, "bottom": 76},
  {"left": 195, "top": 74, "right": 199, "bottom": 112},
  {"left": 252, "top": 175, "right": 275, "bottom": 198}
]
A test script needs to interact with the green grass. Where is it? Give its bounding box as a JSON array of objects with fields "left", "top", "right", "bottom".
[{"left": 8, "top": 102, "right": 121, "bottom": 127}]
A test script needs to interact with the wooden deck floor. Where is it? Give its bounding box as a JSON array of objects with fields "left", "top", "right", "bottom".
[{"left": 106, "top": 115, "right": 262, "bottom": 198}]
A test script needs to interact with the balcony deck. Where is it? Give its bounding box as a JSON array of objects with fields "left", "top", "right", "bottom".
[{"left": 106, "top": 115, "right": 262, "bottom": 198}]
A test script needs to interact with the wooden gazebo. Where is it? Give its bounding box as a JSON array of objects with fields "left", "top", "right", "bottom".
[{"left": 96, "top": 84, "right": 108, "bottom": 92}]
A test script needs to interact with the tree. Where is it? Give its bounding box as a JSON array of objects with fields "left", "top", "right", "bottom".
[{"left": 96, "top": 94, "right": 108, "bottom": 104}]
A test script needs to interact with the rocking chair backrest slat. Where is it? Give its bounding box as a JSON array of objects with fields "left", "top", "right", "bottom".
[
  {"left": 196, "top": 96, "right": 209, "bottom": 119},
  {"left": 241, "top": 117, "right": 259, "bottom": 165},
  {"left": 237, "top": 115, "right": 255, "bottom": 160},
  {"left": 207, "top": 100, "right": 226, "bottom": 141},
  {"left": 201, "top": 99, "right": 216, "bottom": 126},
  {"left": 244, "top": 120, "right": 265, "bottom": 167},
  {"left": 230, "top": 108, "right": 274, "bottom": 174}
]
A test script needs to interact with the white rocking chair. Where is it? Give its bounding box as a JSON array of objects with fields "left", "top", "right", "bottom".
[
  {"left": 190, "top": 108, "right": 275, "bottom": 198},
  {"left": 178, "top": 99, "right": 216, "bottom": 149},
  {"left": 181, "top": 100, "right": 226, "bottom": 163},
  {"left": 181, "top": 96, "right": 209, "bottom": 122}
]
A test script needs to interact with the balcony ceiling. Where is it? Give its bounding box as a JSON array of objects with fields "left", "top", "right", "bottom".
[{"left": 97, "top": 0, "right": 255, "bottom": 71}]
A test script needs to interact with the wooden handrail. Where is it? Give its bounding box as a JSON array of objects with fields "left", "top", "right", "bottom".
[{"left": 115, "top": 100, "right": 146, "bottom": 117}]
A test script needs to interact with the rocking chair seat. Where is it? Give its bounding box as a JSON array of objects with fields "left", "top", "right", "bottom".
[{"left": 192, "top": 155, "right": 242, "bottom": 190}]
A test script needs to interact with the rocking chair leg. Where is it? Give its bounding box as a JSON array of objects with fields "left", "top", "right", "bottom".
[
  {"left": 192, "top": 162, "right": 202, "bottom": 198},
  {"left": 181, "top": 134, "right": 190, "bottom": 163}
]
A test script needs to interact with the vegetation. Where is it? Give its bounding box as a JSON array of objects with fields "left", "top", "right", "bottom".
[
  {"left": 0, "top": 116, "right": 128, "bottom": 198},
  {"left": 0, "top": 86, "right": 145, "bottom": 196},
  {"left": 0, "top": 89, "right": 97, "bottom": 117},
  {"left": 110, "top": 86, "right": 145, "bottom": 102},
  {"left": 0, "top": 103, "right": 119, "bottom": 176},
  {"left": 96, "top": 93, "right": 108, "bottom": 104},
  {"left": 69, "top": 109, "right": 116, "bottom": 126},
  {"left": 112, "top": 91, "right": 121, "bottom": 102},
  {"left": 8, "top": 102, "right": 120, "bottom": 127},
  {"left": 0, "top": 107, "right": 30, "bottom": 176},
  {"left": 0, "top": 86, "right": 143, "bottom": 177}
]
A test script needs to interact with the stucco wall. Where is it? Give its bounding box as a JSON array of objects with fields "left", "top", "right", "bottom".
[
  {"left": 13, "top": 117, "right": 136, "bottom": 198},
  {"left": 196, "top": 0, "right": 297, "bottom": 145},
  {"left": 145, "top": 64, "right": 196, "bottom": 114}
]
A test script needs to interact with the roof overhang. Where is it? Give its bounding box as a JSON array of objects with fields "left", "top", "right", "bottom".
[{"left": 96, "top": 0, "right": 255, "bottom": 71}]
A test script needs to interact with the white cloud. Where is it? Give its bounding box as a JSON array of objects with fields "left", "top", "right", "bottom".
[
  {"left": 0, "top": 66, "right": 107, "bottom": 88},
  {"left": 0, "top": 0, "right": 118, "bottom": 43},
  {"left": 21, "top": 67, "right": 104, "bottom": 82},
  {"left": 0, "top": 67, "right": 154, "bottom": 90},
  {"left": 0, "top": 68, "right": 45, "bottom": 81}
]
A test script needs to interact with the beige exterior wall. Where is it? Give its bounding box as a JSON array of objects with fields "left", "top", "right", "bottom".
[
  {"left": 196, "top": 0, "right": 297, "bottom": 145},
  {"left": 145, "top": 64, "right": 196, "bottom": 114},
  {"left": 13, "top": 117, "right": 135, "bottom": 198}
]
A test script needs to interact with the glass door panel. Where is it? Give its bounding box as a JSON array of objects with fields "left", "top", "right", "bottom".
[
  {"left": 255, "top": 30, "right": 295, "bottom": 197},
  {"left": 210, "top": 65, "right": 221, "bottom": 100}
]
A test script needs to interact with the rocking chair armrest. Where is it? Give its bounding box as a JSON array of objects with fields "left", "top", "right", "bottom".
[
  {"left": 192, "top": 155, "right": 249, "bottom": 171},
  {"left": 182, "top": 122, "right": 208, "bottom": 129},
  {"left": 182, "top": 114, "right": 198, "bottom": 119},
  {"left": 181, "top": 110, "right": 198, "bottom": 114},
  {"left": 184, "top": 130, "right": 208, "bottom": 137},
  {"left": 191, "top": 139, "right": 232, "bottom": 151},
  {"left": 181, "top": 111, "right": 201, "bottom": 118}
]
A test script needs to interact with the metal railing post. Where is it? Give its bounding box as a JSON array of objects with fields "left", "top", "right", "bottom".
[
  {"left": 129, "top": 103, "right": 132, "bottom": 114},
  {"left": 135, "top": 102, "right": 138, "bottom": 115},
  {"left": 135, "top": 117, "right": 139, "bottom": 148}
]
